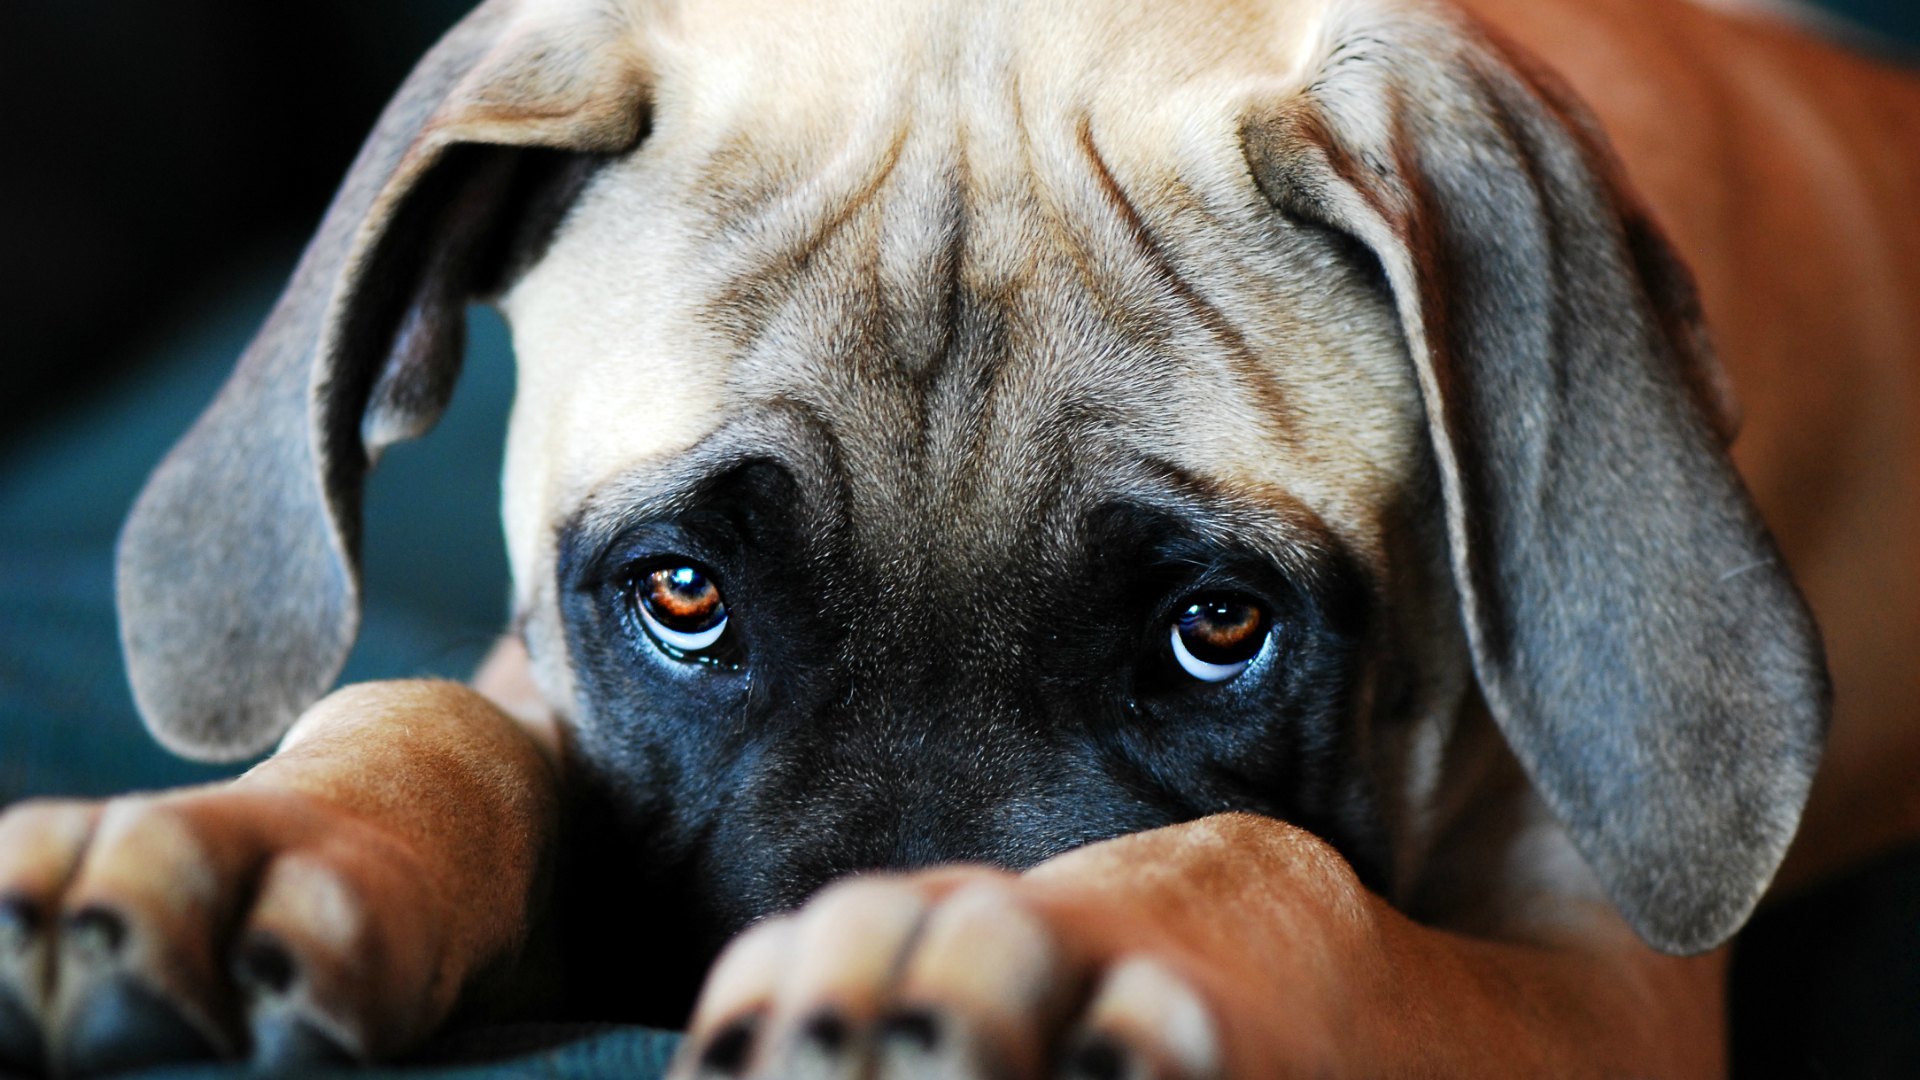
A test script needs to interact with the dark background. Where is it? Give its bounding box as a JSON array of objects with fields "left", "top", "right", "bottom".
[
  {"left": 1, "top": 2, "right": 1916, "bottom": 1077},
  {"left": 2, "top": 2, "right": 476, "bottom": 435}
]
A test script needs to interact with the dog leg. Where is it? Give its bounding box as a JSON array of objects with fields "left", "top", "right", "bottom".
[
  {"left": 670, "top": 812, "right": 1726, "bottom": 1080},
  {"left": 0, "top": 680, "right": 557, "bottom": 1074}
]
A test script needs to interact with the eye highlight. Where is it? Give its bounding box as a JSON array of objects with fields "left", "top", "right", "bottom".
[
  {"left": 631, "top": 564, "right": 729, "bottom": 657},
  {"left": 1169, "top": 597, "right": 1269, "bottom": 683}
]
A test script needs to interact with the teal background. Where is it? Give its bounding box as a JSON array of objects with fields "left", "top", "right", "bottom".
[
  {"left": 0, "top": 284, "right": 517, "bottom": 799},
  {"left": 1823, "top": 0, "right": 1920, "bottom": 41}
]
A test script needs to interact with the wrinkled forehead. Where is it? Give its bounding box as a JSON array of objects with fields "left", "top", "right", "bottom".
[{"left": 499, "top": 0, "right": 1416, "bottom": 600}]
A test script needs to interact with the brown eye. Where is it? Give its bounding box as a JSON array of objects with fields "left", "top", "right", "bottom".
[
  {"left": 1170, "top": 597, "right": 1268, "bottom": 682},
  {"left": 635, "top": 565, "right": 728, "bottom": 653}
]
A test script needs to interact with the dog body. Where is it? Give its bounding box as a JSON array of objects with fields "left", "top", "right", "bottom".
[{"left": 0, "top": 0, "right": 1914, "bottom": 1074}]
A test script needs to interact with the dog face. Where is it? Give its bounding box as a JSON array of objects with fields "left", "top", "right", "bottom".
[
  {"left": 118, "top": 0, "right": 1827, "bottom": 961},
  {"left": 500, "top": 9, "right": 1428, "bottom": 932}
]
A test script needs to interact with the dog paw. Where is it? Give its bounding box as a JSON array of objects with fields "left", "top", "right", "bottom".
[
  {"left": 669, "top": 869, "right": 1228, "bottom": 1080},
  {"left": 0, "top": 788, "right": 450, "bottom": 1075}
]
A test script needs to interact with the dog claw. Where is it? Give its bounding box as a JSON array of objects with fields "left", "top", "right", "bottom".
[
  {"left": 233, "top": 935, "right": 301, "bottom": 1000},
  {"left": 52, "top": 901, "right": 230, "bottom": 1075},
  {"left": 59, "top": 975, "right": 220, "bottom": 1078},
  {"left": 251, "top": 1013, "right": 357, "bottom": 1070},
  {"left": 242, "top": 931, "right": 358, "bottom": 1071},
  {"left": 1068, "top": 957, "right": 1221, "bottom": 1080},
  {"left": 62, "top": 907, "right": 128, "bottom": 963},
  {"left": 683, "top": 872, "right": 1230, "bottom": 1080},
  {"left": 874, "top": 1008, "right": 982, "bottom": 1080},
  {"left": 0, "top": 896, "right": 45, "bottom": 1071},
  {"left": 0, "top": 985, "right": 43, "bottom": 1073},
  {"left": 1062, "top": 1035, "right": 1132, "bottom": 1080},
  {"left": 0, "top": 790, "right": 477, "bottom": 1074},
  {"left": 799, "top": 1009, "right": 852, "bottom": 1055},
  {"left": 781, "top": 1008, "right": 860, "bottom": 1080},
  {"left": 877, "top": 1008, "right": 942, "bottom": 1054},
  {"left": 695, "top": 1014, "right": 760, "bottom": 1076},
  {"left": 0, "top": 897, "right": 36, "bottom": 949}
]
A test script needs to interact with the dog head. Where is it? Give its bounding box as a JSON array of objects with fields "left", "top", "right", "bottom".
[{"left": 119, "top": 0, "right": 1826, "bottom": 959}]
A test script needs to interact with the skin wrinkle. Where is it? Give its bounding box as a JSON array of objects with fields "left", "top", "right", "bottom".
[
  {"left": 1074, "top": 117, "right": 1301, "bottom": 444},
  {"left": 698, "top": 120, "right": 916, "bottom": 358},
  {"left": 1006, "top": 100, "right": 1397, "bottom": 555},
  {"left": 665, "top": 70, "right": 1361, "bottom": 615}
]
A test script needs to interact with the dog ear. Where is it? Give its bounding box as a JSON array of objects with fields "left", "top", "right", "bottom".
[
  {"left": 1244, "top": 8, "right": 1827, "bottom": 953},
  {"left": 117, "top": 0, "right": 649, "bottom": 761}
]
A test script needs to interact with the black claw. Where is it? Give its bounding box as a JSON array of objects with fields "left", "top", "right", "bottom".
[
  {"left": 252, "top": 1013, "right": 356, "bottom": 1071},
  {"left": 1064, "top": 1034, "right": 1130, "bottom": 1080},
  {"left": 698, "top": 1014, "right": 759, "bottom": 1075},
  {"left": 877, "top": 1008, "right": 942, "bottom": 1054},
  {"left": 0, "top": 984, "right": 45, "bottom": 1074},
  {"left": 62, "top": 908, "right": 128, "bottom": 961},
  {"left": 799, "top": 1009, "right": 850, "bottom": 1055},
  {"left": 60, "top": 976, "right": 219, "bottom": 1077},
  {"left": 235, "top": 937, "right": 299, "bottom": 998},
  {"left": 0, "top": 897, "right": 38, "bottom": 950},
  {"left": 0, "top": 898, "right": 47, "bottom": 1073}
]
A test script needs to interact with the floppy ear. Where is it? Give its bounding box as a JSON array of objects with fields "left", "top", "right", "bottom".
[
  {"left": 1243, "top": 6, "right": 1828, "bottom": 953},
  {"left": 117, "top": 0, "right": 649, "bottom": 761}
]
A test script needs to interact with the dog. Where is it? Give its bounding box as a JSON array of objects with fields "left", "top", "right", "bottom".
[{"left": 1, "top": 0, "right": 1914, "bottom": 1074}]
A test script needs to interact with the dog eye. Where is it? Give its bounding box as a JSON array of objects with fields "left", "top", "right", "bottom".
[
  {"left": 1169, "top": 597, "right": 1269, "bottom": 683},
  {"left": 632, "top": 565, "right": 729, "bottom": 656}
]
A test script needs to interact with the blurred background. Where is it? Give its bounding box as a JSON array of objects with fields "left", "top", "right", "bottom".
[
  {"left": 0, "top": 1, "right": 1915, "bottom": 1075},
  {"left": 2, "top": 1, "right": 502, "bottom": 799}
]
